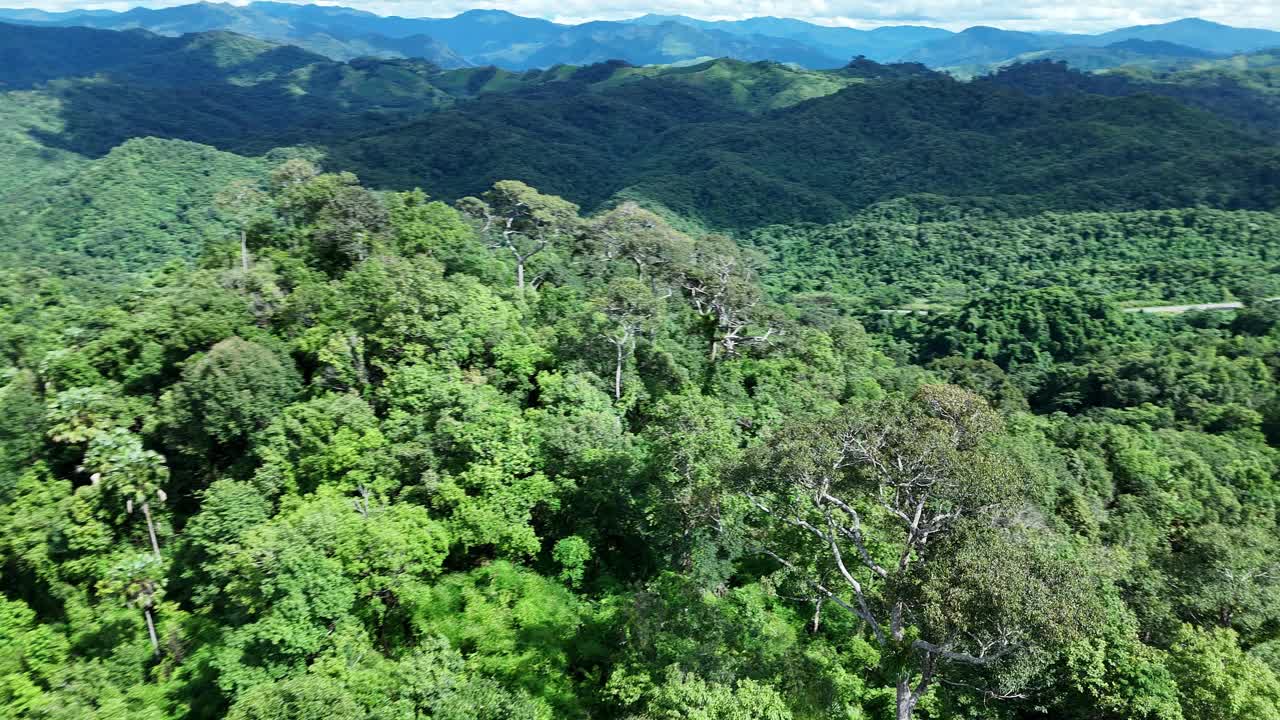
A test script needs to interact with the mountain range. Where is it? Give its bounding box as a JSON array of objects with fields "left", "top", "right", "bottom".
[
  {"left": 3, "top": 2, "right": 1280, "bottom": 72},
  {"left": 3, "top": 19, "right": 1279, "bottom": 244},
  {"left": 905, "top": 18, "right": 1280, "bottom": 70}
]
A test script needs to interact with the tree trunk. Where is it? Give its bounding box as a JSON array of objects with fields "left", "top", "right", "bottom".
[
  {"left": 141, "top": 502, "right": 161, "bottom": 560},
  {"left": 895, "top": 654, "right": 935, "bottom": 720},
  {"left": 614, "top": 342, "right": 624, "bottom": 400},
  {"left": 240, "top": 228, "right": 249, "bottom": 271},
  {"left": 896, "top": 676, "right": 918, "bottom": 720},
  {"left": 144, "top": 606, "right": 159, "bottom": 654}
]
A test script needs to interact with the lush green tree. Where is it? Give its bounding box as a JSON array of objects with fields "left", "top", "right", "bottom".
[
  {"left": 1166, "top": 624, "right": 1280, "bottom": 720},
  {"left": 207, "top": 490, "right": 449, "bottom": 692},
  {"left": 741, "top": 386, "right": 1102, "bottom": 719},
  {"left": 458, "top": 181, "right": 580, "bottom": 291},
  {"left": 81, "top": 427, "right": 171, "bottom": 560},
  {"left": 384, "top": 190, "right": 496, "bottom": 278},
  {"left": 411, "top": 561, "right": 583, "bottom": 715},
  {"left": 1168, "top": 523, "right": 1280, "bottom": 640},
  {"left": 162, "top": 337, "right": 301, "bottom": 460},
  {"left": 627, "top": 666, "right": 792, "bottom": 720},
  {"left": 597, "top": 278, "right": 665, "bottom": 401},
  {"left": 226, "top": 674, "right": 364, "bottom": 720},
  {"left": 267, "top": 163, "right": 389, "bottom": 272},
  {"left": 215, "top": 179, "right": 269, "bottom": 272},
  {"left": 640, "top": 391, "right": 742, "bottom": 576},
  {"left": 585, "top": 202, "right": 692, "bottom": 283}
]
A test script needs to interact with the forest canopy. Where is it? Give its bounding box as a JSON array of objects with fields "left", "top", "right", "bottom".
[{"left": 1, "top": 21, "right": 1279, "bottom": 720}]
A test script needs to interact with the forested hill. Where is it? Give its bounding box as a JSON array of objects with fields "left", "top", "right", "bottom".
[
  {"left": 0, "top": 21, "right": 328, "bottom": 88},
  {"left": 332, "top": 69, "right": 1278, "bottom": 227},
  {"left": 3, "top": 162, "right": 1280, "bottom": 720},
  {"left": 982, "top": 57, "right": 1280, "bottom": 139},
  {"left": 3, "top": 24, "right": 1278, "bottom": 238}
]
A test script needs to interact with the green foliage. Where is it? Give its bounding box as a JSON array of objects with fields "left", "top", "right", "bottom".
[
  {"left": 162, "top": 337, "right": 301, "bottom": 454},
  {"left": 0, "top": 40, "right": 1278, "bottom": 720},
  {"left": 553, "top": 536, "right": 592, "bottom": 588},
  {"left": 412, "top": 561, "right": 582, "bottom": 715},
  {"left": 336, "top": 69, "right": 1280, "bottom": 229},
  {"left": 923, "top": 286, "right": 1131, "bottom": 369},
  {"left": 1167, "top": 625, "right": 1280, "bottom": 719},
  {"left": 0, "top": 137, "right": 267, "bottom": 288},
  {"left": 226, "top": 674, "right": 365, "bottom": 720},
  {"left": 748, "top": 207, "right": 1280, "bottom": 307},
  {"left": 628, "top": 666, "right": 793, "bottom": 720}
]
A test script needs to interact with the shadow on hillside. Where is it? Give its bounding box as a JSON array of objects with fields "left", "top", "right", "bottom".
[
  {"left": 25, "top": 58, "right": 1280, "bottom": 229},
  {"left": 27, "top": 48, "right": 445, "bottom": 159},
  {"left": 986, "top": 60, "right": 1280, "bottom": 139}
]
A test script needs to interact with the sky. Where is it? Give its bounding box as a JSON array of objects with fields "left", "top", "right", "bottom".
[{"left": 8, "top": 0, "right": 1280, "bottom": 33}]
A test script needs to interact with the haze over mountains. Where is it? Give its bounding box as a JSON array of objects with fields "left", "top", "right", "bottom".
[{"left": 3, "top": 1, "right": 1280, "bottom": 71}]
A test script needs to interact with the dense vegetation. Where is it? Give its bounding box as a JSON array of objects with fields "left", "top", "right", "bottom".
[
  {"left": 334, "top": 68, "right": 1280, "bottom": 228},
  {"left": 1, "top": 17, "right": 1280, "bottom": 720},
  {"left": 5, "top": 24, "right": 1279, "bottom": 232},
  {"left": 985, "top": 57, "right": 1280, "bottom": 140},
  {"left": 746, "top": 205, "right": 1280, "bottom": 306}
]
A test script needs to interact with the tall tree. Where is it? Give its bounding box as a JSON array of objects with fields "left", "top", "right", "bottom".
[
  {"left": 84, "top": 427, "right": 170, "bottom": 561},
  {"left": 740, "top": 386, "right": 1099, "bottom": 720},
  {"left": 458, "top": 181, "right": 579, "bottom": 291},
  {"left": 101, "top": 554, "right": 165, "bottom": 654},
  {"left": 679, "top": 235, "right": 773, "bottom": 360},
  {"left": 214, "top": 179, "right": 268, "bottom": 272},
  {"left": 588, "top": 202, "right": 691, "bottom": 284},
  {"left": 598, "top": 278, "right": 664, "bottom": 401}
]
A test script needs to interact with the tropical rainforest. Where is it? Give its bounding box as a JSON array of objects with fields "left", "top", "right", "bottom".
[{"left": 1, "top": 10, "right": 1280, "bottom": 720}]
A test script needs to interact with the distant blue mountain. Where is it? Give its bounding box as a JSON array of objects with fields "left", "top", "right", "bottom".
[
  {"left": 1090, "top": 18, "right": 1280, "bottom": 54},
  {"left": 900, "top": 26, "right": 1071, "bottom": 66},
  {"left": 0, "top": 1, "right": 473, "bottom": 65},
  {"left": 895, "top": 17, "right": 1280, "bottom": 68},
  {"left": 1, "top": 3, "right": 1276, "bottom": 70},
  {"left": 1105, "top": 39, "right": 1221, "bottom": 59},
  {"left": 0, "top": 3, "right": 841, "bottom": 68},
  {"left": 625, "top": 14, "right": 952, "bottom": 61}
]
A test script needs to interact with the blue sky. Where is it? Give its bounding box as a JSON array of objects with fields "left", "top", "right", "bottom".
[{"left": 10, "top": 0, "right": 1280, "bottom": 32}]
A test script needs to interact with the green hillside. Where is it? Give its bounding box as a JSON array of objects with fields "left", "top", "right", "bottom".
[
  {"left": 1107, "top": 49, "right": 1280, "bottom": 125},
  {"left": 0, "top": 90, "right": 86, "bottom": 197},
  {"left": 0, "top": 138, "right": 268, "bottom": 283},
  {"left": 746, "top": 205, "right": 1280, "bottom": 306},
  {"left": 335, "top": 67, "right": 1280, "bottom": 227},
  {"left": 946, "top": 39, "right": 1220, "bottom": 78},
  {"left": 0, "top": 28, "right": 456, "bottom": 158}
]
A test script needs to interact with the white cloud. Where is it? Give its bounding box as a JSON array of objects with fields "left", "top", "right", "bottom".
[{"left": 11, "top": 0, "right": 1280, "bottom": 32}]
